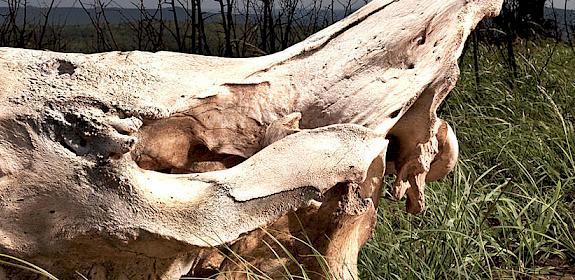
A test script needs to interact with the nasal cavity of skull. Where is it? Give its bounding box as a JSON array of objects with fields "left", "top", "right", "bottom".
[
  {"left": 58, "top": 114, "right": 89, "bottom": 154},
  {"left": 59, "top": 132, "right": 88, "bottom": 155},
  {"left": 56, "top": 59, "right": 76, "bottom": 75}
]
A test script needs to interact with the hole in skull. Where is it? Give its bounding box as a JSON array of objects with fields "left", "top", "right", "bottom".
[
  {"left": 56, "top": 59, "right": 76, "bottom": 75},
  {"left": 133, "top": 119, "right": 247, "bottom": 174},
  {"left": 78, "top": 137, "right": 87, "bottom": 147},
  {"left": 389, "top": 109, "right": 401, "bottom": 118},
  {"left": 385, "top": 134, "right": 400, "bottom": 163},
  {"left": 173, "top": 144, "right": 244, "bottom": 174},
  {"left": 157, "top": 168, "right": 174, "bottom": 173},
  {"left": 57, "top": 133, "right": 88, "bottom": 155},
  {"left": 416, "top": 35, "right": 426, "bottom": 45},
  {"left": 135, "top": 143, "right": 245, "bottom": 174}
]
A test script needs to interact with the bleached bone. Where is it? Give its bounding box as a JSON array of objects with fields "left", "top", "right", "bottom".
[{"left": 0, "top": 0, "right": 502, "bottom": 278}]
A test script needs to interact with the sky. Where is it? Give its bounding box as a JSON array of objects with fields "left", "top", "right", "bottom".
[
  {"left": 1, "top": 0, "right": 574, "bottom": 11},
  {"left": 549, "top": 0, "right": 575, "bottom": 9}
]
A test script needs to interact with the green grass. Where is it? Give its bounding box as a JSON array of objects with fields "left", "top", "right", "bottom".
[
  {"left": 358, "top": 41, "right": 575, "bottom": 279},
  {"left": 0, "top": 254, "right": 59, "bottom": 279}
]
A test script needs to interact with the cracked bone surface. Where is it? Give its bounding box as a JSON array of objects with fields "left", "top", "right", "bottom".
[{"left": 0, "top": 0, "right": 502, "bottom": 278}]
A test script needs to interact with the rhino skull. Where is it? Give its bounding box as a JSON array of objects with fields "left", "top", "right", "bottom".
[{"left": 0, "top": 0, "right": 502, "bottom": 278}]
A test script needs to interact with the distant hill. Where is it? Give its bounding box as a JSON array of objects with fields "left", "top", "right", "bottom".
[
  {"left": 544, "top": 7, "right": 575, "bottom": 39},
  {"left": 0, "top": 6, "right": 572, "bottom": 36},
  {"left": 0, "top": 6, "right": 219, "bottom": 26},
  {"left": 0, "top": 6, "right": 359, "bottom": 26}
]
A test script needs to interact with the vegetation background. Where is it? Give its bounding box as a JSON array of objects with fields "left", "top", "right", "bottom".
[{"left": 0, "top": 0, "right": 574, "bottom": 278}]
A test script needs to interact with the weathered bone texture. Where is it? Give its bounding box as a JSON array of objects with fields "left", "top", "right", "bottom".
[{"left": 0, "top": 0, "right": 502, "bottom": 279}]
